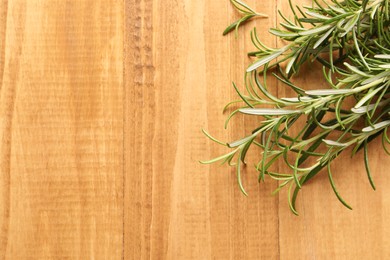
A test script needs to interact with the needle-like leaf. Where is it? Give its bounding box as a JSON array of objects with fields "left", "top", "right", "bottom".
[{"left": 204, "top": 0, "right": 390, "bottom": 215}]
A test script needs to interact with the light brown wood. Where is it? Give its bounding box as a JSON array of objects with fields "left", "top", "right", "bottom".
[
  {"left": 1, "top": 0, "right": 390, "bottom": 259},
  {"left": 125, "top": 0, "right": 390, "bottom": 259},
  {"left": 0, "top": 0, "right": 123, "bottom": 258},
  {"left": 124, "top": 0, "right": 280, "bottom": 259}
]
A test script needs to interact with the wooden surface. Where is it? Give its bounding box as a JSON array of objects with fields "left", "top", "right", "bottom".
[
  {"left": 0, "top": 0, "right": 123, "bottom": 258},
  {"left": 0, "top": 0, "right": 389, "bottom": 259}
]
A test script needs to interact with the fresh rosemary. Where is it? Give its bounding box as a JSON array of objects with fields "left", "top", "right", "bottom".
[{"left": 201, "top": 0, "right": 390, "bottom": 215}]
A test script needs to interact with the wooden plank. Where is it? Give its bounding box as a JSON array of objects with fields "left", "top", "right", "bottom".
[
  {"left": 277, "top": 0, "right": 390, "bottom": 259},
  {"left": 124, "top": 0, "right": 279, "bottom": 259},
  {"left": 0, "top": 1, "right": 123, "bottom": 258},
  {"left": 1, "top": 0, "right": 388, "bottom": 258}
]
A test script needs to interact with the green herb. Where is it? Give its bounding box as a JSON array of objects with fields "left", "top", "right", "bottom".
[
  {"left": 201, "top": 0, "right": 390, "bottom": 215},
  {"left": 223, "top": 0, "right": 268, "bottom": 37}
]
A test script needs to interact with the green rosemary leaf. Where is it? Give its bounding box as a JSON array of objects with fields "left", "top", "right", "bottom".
[
  {"left": 204, "top": 0, "right": 390, "bottom": 214},
  {"left": 231, "top": 0, "right": 258, "bottom": 14},
  {"left": 364, "top": 139, "right": 376, "bottom": 190},
  {"left": 305, "top": 10, "right": 331, "bottom": 20},
  {"left": 247, "top": 46, "right": 289, "bottom": 72},
  {"left": 258, "top": 130, "right": 274, "bottom": 182},
  {"left": 223, "top": 0, "right": 268, "bottom": 36},
  {"left": 338, "top": 12, "right": 360, "bottom": 37},
  {"left": 269, "top": 28, "right": 299, "bottom": 37},
  {"left": 236, "top": 149, "right": 248, "bottom": 196},
  {"left": 323, "top": 139, "right": 348, "bottom": 147},
  {"left": 343, "top": 62, "right": 369, "bottom": 77},
  {"left": 224, "top": 108, "right": 241, "bottom": 129},
  {"left": 202, "top": 129, "right": 227, "bottom": 146},
  {"left": 293, "top": 149, "right": 302, "bottom": 188},
  {"left": 288, "top": 182, "right": 300, "bottom": 216},
  {"left": 228, "top": 132, "right": 258, "bottom": 148},
  {"left": 298, "top": 24, "right": 333, "bottom": 36},
  {"left": 375, "top": 54, "right": 390, "bottom": 59},
  {"left": 351, "top": 99, "right": 390, "bottom": 114},
  {"left": 327, "top": 163, "right": 353, "bottom": 210},
  {"left": 286, "top": 51, "right": 299, "bottom": 74},
  {"left": 313, "top": 26, "right": 335, "bottom": 49},
  {"left": 382, "top": 128, "right": 390, "bottom": 155},
  {"left": 354, "top": 85, "right": 385, "bottom": 109},
  {"left": 354, "top": 130, "right": 384, "bottom": 155},
  {"left": 272, "top": 180, "right": 291, "bottom": 195},
  {"left": 298, "top": 134, "right": 329, "bottom": 165},
  {"left": 362, "top": 120, "right": 390, "bottom": 132},
  {"left": 305, "top": 89, "right": 354, "bottom": 96},
  {"left": 223, "top": 14, "right": 256, "bottom": 36},
  {"left": 232, "top": 82, "right": 254, "bottom": 108},
  {"left": 302, "top": 164, "right": 326, "bottom": 185},
  {"left": 239, "top": 108, "right": 300, "bottom": 115},
  {"left": 200, "top": 149, "right": 238, "bottom": 164}
]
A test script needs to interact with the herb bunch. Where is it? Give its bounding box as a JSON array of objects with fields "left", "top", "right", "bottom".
[{"left": 201, "top": 0, "right": 390, "bottom": 215}]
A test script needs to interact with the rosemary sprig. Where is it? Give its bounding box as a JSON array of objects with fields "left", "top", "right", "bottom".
[
  {"left": 202, "top": 0, "right": 390, "bottom": 215},
  {"left": 223, "top": 0, "right": 268, "bottom": 36}
]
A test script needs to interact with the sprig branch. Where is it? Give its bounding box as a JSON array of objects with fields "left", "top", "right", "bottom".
[{"left": 203, "top": 0, "right": 390, "bottom": 215}]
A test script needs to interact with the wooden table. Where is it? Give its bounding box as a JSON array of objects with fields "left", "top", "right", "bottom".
[{"left": 0, "top": 0, "right": 389, "bottom": 259}]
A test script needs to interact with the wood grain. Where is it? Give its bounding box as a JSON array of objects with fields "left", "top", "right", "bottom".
[
  {"left": 0, "top": 0, "right": 389, "bottom": 259},
  {"left": 0, "top": 0, "right": 123, "bottom": 258},
  {"left": 124, "top": 0, "right": 279, "bottom": 259},
  {"left": 125, "top": 0, "right": 390, "bottom": 259}
]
